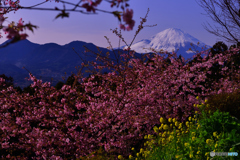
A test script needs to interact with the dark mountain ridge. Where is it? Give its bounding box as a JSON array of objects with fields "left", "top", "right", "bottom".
[{"left": 0, "top": 39, "right": 161, "bottom": 90}]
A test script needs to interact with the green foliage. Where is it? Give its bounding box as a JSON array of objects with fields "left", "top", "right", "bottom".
[
  {"left": 77, "top": 146, "right": 116, "bottom": 160},
  {"left": 203, "top": 89, "right": 240, "bottom": 121},
  {"left": 121, "top": 102, "right": 240, "bottom": 160},
  {"left": 192, "top": 107, "right": 240, "bottom": 154},
  {"left": 209, "top": 41, "right": 228, "bottom": 58}
]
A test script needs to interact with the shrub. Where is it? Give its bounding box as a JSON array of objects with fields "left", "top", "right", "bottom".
[
  {"left": 54, "top": 81, "right": 65, "bottom": 90},
  {"left": 203, "top": 88, "right": 240, "bottom": 121},
  {"left": 0, "top": 74, "right": 14, "bottom": 91}
]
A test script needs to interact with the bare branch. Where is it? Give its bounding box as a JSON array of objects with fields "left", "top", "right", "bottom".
[{"left": 196, "top": 0, "right": 240, "bottom": 44}]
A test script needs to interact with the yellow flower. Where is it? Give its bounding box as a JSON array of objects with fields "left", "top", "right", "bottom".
[
  {"left": 188, "top": 117, "right": 192, "bottom": 121},
  {"left": 205, "top": 152, "right": 209, "bottom": 157},
  {"left": 168, "top": 118, "right": 172, "bottom": 123},
  {"left": 131, "top": 147, "right": 134, "bottom": 151},
  {"left": 189, "top": 153, "right": 193, "bottom": 158},
  {"left": 136, "top": 153, "right": 140, "bottom": 157},
  {"left": 162, "top": 138, "right": 166, "bottom": 143},
  {"left": 191, "top": 132, "right": 196, "bottom": 137},
  {"left": 129, "top": 155, "right": 133, "bottom": 159},
  {"left": 175, "top": 121, "right": 179, "bottom": 127},
  {"left": 196, "top": 96, "right": 199, "bottom": 100},
  {"left": 159, "top": 124, "right": 163, "bottom": 130},
  {"left": 179, "top": 123, "right": 182, "bottom": 129},
  {"left": 162, "top": 133, "right": 166, "bottom": 138},
  {"left": 206, "top": 139, "right": 213, "bottom": 146},
  {"left": 168, "top": 135, "right": 174, "bottom": 142},
  {"left": 197, "top": 151, "right": 200, "bottom": 154},
  {"left": 160, "top": 117, "right": 165, "bottom": 123},
  {"left": 163, "top": 124, "right": 169, "bottom": 130},
  {"left": 184, "top": 143, "right": 189, "bottom": 147},
  {"left": 172, "top": 118, "right": 176, "bottom": 123},
  {"left": 175, "top": 155, "right": 181, "bottom": 158},
  {"left": 148, "top": 134, "right": 152, "bottom": 139},
  {"left": 205, "top": 99, "right": 208, "bottom": 103},
  {"left": 140, "top": 148, "right": 143, "bottom": 153},
  {"left": 118, "top": 155, "right": 123, "bottom": 159},
  {"left": 192, "top": 136, "right": 196, "bottom": 141},
  {"left": 213, "top": 132, "right": 218, "bottom": 137},
  {"left": 146, "top": 151, "right": 150, "bottom": 156},
  {"left": 153, "top": 126, "right": 158, "bottom": 133}
]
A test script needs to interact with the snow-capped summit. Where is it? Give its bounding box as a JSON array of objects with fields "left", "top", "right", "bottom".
[{"left": 116, "top": 28, "right": 212, "bottom": 60}]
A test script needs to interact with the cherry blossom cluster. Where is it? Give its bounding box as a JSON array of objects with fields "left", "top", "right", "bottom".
[{"left": 1, "top": 46, "right": 240, "bottom": 159}]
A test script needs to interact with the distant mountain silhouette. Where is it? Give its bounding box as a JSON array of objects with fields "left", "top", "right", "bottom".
[{"left": 0, "top": 39, "right": 159, "bottom": 90}]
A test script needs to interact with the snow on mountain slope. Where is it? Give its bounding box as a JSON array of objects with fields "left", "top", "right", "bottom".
[{"left": 115, "top": 28, "right": 212, "bottom": 60}]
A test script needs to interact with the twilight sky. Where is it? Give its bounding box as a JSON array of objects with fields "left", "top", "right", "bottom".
[{"left": 0, "top": 0, "right": 235, "bottom": 49}]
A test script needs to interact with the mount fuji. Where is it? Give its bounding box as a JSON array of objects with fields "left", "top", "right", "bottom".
[{"left": 115, "top": 28, "right": 212, "bottom": 60}]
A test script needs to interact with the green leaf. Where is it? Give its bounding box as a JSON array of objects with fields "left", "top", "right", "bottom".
[
  {"left": 54, "top": 10, "right": 69, "bottom": 20},
  {"left": 24, "top": 23, "right": 39, "bottom": 33},
  {"left": 112, "top": 11, "right": 122, "bottom": 22}
]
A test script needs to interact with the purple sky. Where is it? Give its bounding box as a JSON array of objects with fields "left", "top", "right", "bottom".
[{"left": 0, "top": 0, "right": 235, "bottom": 49}]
